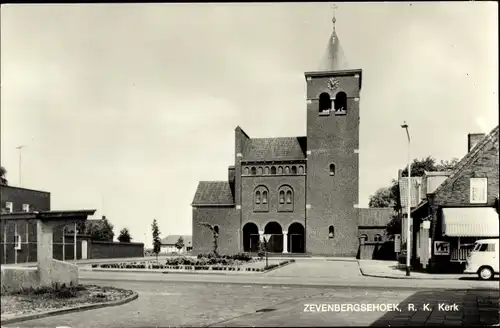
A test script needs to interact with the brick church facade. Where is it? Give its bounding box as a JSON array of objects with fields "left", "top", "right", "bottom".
[{"left": 191, "top": 12, "right": 392, "bottom": 256}]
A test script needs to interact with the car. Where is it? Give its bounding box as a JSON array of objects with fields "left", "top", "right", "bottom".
[{"left": 464, "top": 239, "right": 499, "bottom": 280}]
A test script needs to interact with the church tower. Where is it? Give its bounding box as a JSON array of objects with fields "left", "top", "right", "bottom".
[{"left": 305, "top": 5, "right": 362, "bottom": 256}]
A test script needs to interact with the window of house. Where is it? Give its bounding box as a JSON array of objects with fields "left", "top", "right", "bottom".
[
  {"left": 328, "top": 226, "right": 334, "bottom": 239},
  {"left": 319, "top": 93, "right": 332, "bottom": 112},
  {"left": 291, "top": 166, "right": 297, "bottom": 174},
  {"left": 6, "top": 202, "right": 13, "bottom": 213},
  {"left": 298, "top": 166, "right": 304, "bottom": 174},
  {"left": 334, "top": 92, "right": 347, "bottom": 113},
  {"left": 14, "top": 234, "right": 21, "bottom": 250},
  {"left": 254, "top": 186, "right": 269, "bottom": 212},
  {"left": 278, "top": 166, "right": 283, "bottom": 174},
  {"left": 271, "top": 166, "right": 277, "bottom": 175},
  {"left": 374, "top": 234, "right": 382, "bottom": 242},
  {"left": 329, "top": 164, "right": 336, "bottom": 176},
  {"left": 22, "top": 204, "right": 30, "bottom": 212},
  {"left": 214, "top": 226, "right": 219, "bottom": 234},
  {"left": 284, "top": 166, "right": 290, "bottom": 174},
  {"left": 278, "top": 185, "right": 293, "bottom": 212},
  {"left": 251, "top": 167, "right": 257, "bottom": 175},
  {"left": 264, "top": 167, "right": 269, "bottom": 175},
  {"left": 257, "top": 167, "right": 263, "bottom": 175},
  {"left": 470, "top": 178, "right": 487, "bottom": 204},
  {"left": 244, "top": 167, "right": 249, "bottom": 175}
]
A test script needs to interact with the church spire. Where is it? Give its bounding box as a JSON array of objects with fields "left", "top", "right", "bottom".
[{"left": 318, "top": 4, "right": 349, "bottom": 71}]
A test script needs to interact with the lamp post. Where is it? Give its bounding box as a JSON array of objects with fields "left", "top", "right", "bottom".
[
  {"left": 15, "top": 145, "right": 26, "bottom": 187},
  {"left": 401, "top": 122, "right": 411, "bottom": 277}
]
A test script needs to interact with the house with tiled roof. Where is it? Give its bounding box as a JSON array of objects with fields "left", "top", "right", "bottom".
[
  {"left": 191, "top": 10, "right": 394, "bottom": 257},
  {"left": 160, "top": 235, "right": 192, "bottom": 254},
  {"left": 410, "top": 126, "right": 499, "bottom": 273}
]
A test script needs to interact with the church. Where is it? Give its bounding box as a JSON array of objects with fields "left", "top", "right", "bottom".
[{"left": 191, "top": 10, "right": 392, "bottom": 257}]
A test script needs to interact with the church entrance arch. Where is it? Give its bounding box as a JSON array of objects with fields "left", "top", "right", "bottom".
[
  {"left": 264, "top": 222, "right": 283, "bottom": 253},
  {"left": 288, "top": 222, "right": 305, "bottom": 253},
  {"left": 242, "top": 222, "right": 259, "bottom": 252}
]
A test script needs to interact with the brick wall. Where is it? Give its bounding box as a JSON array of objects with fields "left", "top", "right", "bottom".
[
  {"left": 192, "top": 207, "right": 239, "bottom": 255},
  {"left": 0, "top": 185, "right": 50, "bottom": 212},
  {"left": 241, "top": 175, "right": 306, "bottom": 233},
  {"left": 89, "top": 241, "right": 144, "bottom": 259},
  {"left": 305, "top": 70, "right": 362, "bottom": 256}
]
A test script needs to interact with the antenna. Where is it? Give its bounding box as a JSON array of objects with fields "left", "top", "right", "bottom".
[{"left": 15, "top": 145, "right": 26, "bottom": 187}]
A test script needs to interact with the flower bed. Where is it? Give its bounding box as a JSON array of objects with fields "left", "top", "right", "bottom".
[{"left": 245, "top": 259, "right": 295, "bottom": 272}]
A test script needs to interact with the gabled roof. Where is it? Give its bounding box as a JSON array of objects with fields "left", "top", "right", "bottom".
[
  {"left": 192, "top": 181, "right": 234, "bottom": 206},
  {"left": 431, "top": 125, "right": 499, "bottom": 197},
  {"left": 358, "top": 208, "right": 395, "bottom": 226},
  {"left": 242, "top": 137, "right": 307, "bottom": 162},
  {"left": 399, "top": 177, "right": 423, "bottom": 212},
  {"left": 161, "top": 235, "right": 192, "bottom": 246}
]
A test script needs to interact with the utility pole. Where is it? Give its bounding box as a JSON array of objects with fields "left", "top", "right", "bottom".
[
  {"left": 16, "top": 145, "right": 26, "bottom": 187},
  {"left": 401, "top": 122, "right": 412, "bottom": 277}
]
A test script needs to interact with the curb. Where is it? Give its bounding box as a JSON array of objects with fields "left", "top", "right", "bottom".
[
  {"left": 262, "top": 260, "right": 294, "bottom": 274},
  {"left": 90, "top": 269, "right": 256, "bottom": 276},
  {"left": 0, "top": 291, "right": 139, "bottom": 325},
  {"left": 358, "top": 268, "right": 476, "bottom": 280}
]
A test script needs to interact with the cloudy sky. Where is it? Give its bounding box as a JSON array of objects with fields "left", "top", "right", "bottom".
[{"left": 1, "top": 2, "right": 497, "bottom": 245}]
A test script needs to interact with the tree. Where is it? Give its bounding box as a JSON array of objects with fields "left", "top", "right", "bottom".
[
  {"left": 369, "top": 187, "right": 395, "bottom": 208},
  {"left": 151, "top": 219, "right": 161, "bottom": 261},
  {"left": 88, "top": 216, "right": 114, "bottom": 241},
  {"left": 199, "top": 222, "right": 219, "bottom": 257},
  {"left": 117, "top": 228, "right": 132, "bottom": 243},
  {"left": 399, "top": 156, "right": 458, "bottom": 177},
  {"left": 175, "top": 236, "right": 185, "bottom": 252},
  {"left": 0, "top": 166, "right": 8, "bottom": 185},
  {"left": 385, "top": 214, "right": 402, "bottom": 239}
]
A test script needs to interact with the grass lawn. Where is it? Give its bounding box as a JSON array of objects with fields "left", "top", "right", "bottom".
[{"left": 1, "top": 284, "right": 134, "bottom": 320}]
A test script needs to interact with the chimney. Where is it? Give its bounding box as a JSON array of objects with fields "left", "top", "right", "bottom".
[
  {"left": 468, "top": 133, "right": 485, "bottom": 152},
  {"left": 398, "top": 169, "right": 403, "bottom": 179}
]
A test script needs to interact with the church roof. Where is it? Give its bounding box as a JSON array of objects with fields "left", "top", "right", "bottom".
[
  {"left": 242, "top": 137, "right": 307, "bottom": 162},
  {"left": 317, "top": 7, "right": 350, "bottom": 71},
  {"left": 192, "top": 181, "right": 235, "bottom": 206}
]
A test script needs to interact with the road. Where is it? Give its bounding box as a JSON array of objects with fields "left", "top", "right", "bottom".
[{"left": 5, "top": 278, "right": 498, "bottom": 327}]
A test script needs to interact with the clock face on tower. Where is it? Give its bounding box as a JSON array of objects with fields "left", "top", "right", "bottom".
[{"left": 327, "top": 78, "right": 340, "bottom": 91}]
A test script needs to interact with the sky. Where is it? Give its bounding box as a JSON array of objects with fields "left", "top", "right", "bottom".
[{"left": 1, "top": 2, "right": 498, "bottom": 245}]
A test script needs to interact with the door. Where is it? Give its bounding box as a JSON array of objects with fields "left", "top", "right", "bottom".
[{"left": 81, "top": 240, "right": 88, "bottom": 259}]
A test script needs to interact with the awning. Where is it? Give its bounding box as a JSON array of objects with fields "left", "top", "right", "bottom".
[{"left": 442, "top": 207, "right": 499, "bottom": 237}]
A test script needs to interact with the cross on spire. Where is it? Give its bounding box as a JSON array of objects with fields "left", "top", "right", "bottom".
[{"left": 331, "top": 4, "right": 337, "bottom": 25}]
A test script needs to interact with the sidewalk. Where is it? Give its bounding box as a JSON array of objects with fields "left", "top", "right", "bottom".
[{"left": 358, "top": 260, "right": 477, "bottom": 280}]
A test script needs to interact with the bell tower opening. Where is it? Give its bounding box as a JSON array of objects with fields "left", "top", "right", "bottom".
[{"left": 319, "top": 93, "right": 332, "bottom": 112}]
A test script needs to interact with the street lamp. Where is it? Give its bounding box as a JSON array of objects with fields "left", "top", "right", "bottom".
[{"left": 401, "top": 122, "right": 411, "bottom": 277}]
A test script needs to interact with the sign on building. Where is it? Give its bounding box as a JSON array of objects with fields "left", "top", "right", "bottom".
[
  {"left": 434, "top": 241, "right": 450, "bottom": 255},
  {"left": 394, "top": 234, "right": 401, "bottom": 253}
]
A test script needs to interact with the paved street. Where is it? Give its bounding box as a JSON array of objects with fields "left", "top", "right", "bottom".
[{"left": 5, "top": 279, "right": 498, "bottom": 327}]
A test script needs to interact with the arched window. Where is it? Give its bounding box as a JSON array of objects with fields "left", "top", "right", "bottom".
[
  {"left": 285, "top": 166, "right": 290, "bottom": 174},
  {"left": 279, "top": 191, "right": 285, "bottom": 204},
  {"left": 319, "top": 92, "right": 332, "bottom": 112},
  {"left": 374, "top": 234, "right": 382, "bottom": 242},
  {"left": 214, "top": 226, "right": 219, "bottom": 234},
  {"left": 291, "top": 166, "right": 297, "bottom": 174},
  {"left": 334, "top": 92, "right": 347, "bottom": 113},
  {"left": 251, "top": 167, "right": 257, "bottom": 175},
  {"left": 255, "top": 191, "right": 261, "bottom": 204},
  {"left": 298, "top": 166, "right": 304, "bottom": 174},
  {"left": 254, "top": 186, "right": 269, "bottom": 212},
  {"left": 244, "top": 167, "right": 249, "bottom": 175},
  {"left": 278, "top": 185, "right": 294, "bottom": 212},
  {"left": 271, "top": 166, "right": 277, "bottom": 175},
  {"left": 278, "top": 166, "right": 283, "bottom": 174},
  {"left": 329, "top": 163, "right": 336, "bottom": 176},
  {"left": 264, "top": 167, "right": 269, "bottom": 175},
  {"left": 328, "top": 226, "right": 334, "bottom": 239},
  {"left": 257, "top": 167, "right": 263, "bottom": 175}
]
